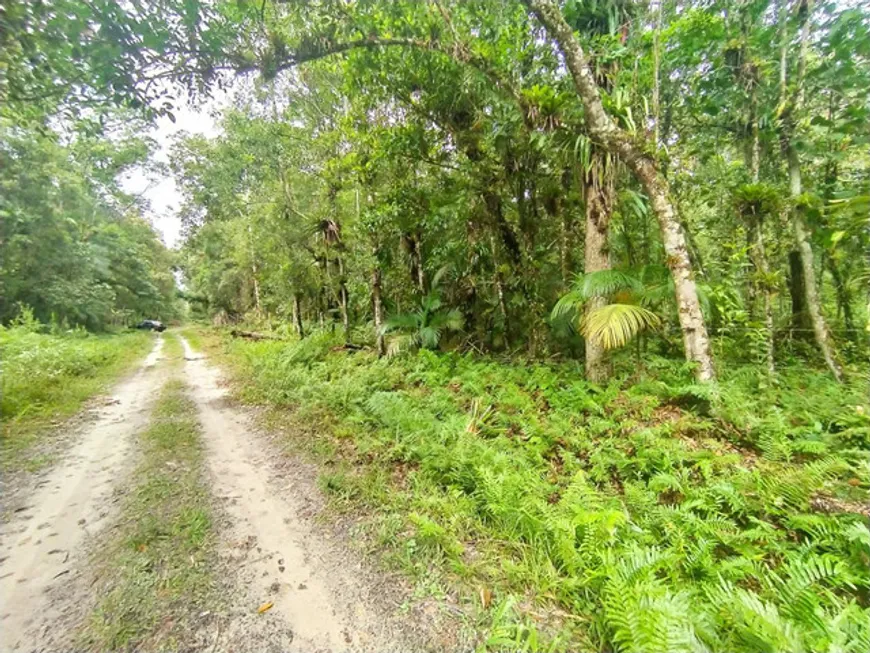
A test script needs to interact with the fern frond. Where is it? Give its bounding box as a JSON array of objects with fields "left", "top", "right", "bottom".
[{"left": 551, "top": 289, "right": 587, "bottom": 322}]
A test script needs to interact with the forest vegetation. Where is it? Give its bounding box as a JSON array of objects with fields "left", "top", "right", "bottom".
[
  {"left": 1, "top": 0, "right": 869, "bottom": 651},
  {"left": 0, "top": 113, "right": 180, "bottom": 330},
  {"left": 0, "top": 312, "right": 153, "bottom": 469}
]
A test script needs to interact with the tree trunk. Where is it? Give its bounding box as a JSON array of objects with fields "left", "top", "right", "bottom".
[
  {"left": 651, "top": 0, "right": 663, "bottom": 147},
  {"left": 748, "top": 218, "right": 775, "bottom": 375},
  {"left": 371, "top": 254, "right": 386, "bottom": 357},
  {"left": 317, "top": 290, "right": 325, "bottom": 329},
  {"left": 414, "top": 232, "right": 426, "bottom": 294},
  {"left": 292, "top": 293, "right": 304, "bottom": 339},
  {"left": 560, "top": 210, "right": 570, "bottom": 287},
  {"left": 777, "top": 0, "right": 842, "bottom": 381},
  {"left": 489, "top": 232, "right": 510, "bottom": 349},
  {"left": 745, "top": 85, "right": 774, "bottom": 375},
  {"left": 246, "top": 219, "right": 262, "bottom": 315},
  {"left": 337, "top": 255, "right": 350, "bottom": 342},
  {"left": 827, "top": 256, "right": 855, "bottom": 335},
  {"left": 584, "top": 175, "right": 613, "bottom": 383},
  {"left": 525, "top": 0, "right": 715, "bottom": 382},
  {"left": 560, "top": 211, "right": 571, "bottom": 289},
  {"left": 403, "top": 231, "right": 427, "bottom": 294},
  {"left": 820, "top": 161, "right": 855, "bottom": 339},
  {"left": 483, "top": 189, "right": 522, "bottom": 265},
  {"left": 553, "top": 169, "right": 574, "bottom": 288},
  {"left": 251, "top": 264, "right": 262, "bottom": 314},
  {"left": 789, "top": 149, "right": 842, "bottom": 380},
  {"left": 789, "top": 250, "right": 811, "bottom": 334}
]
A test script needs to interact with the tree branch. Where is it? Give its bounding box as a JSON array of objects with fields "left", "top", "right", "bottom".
[{"left": 271, "top": 37, "right": 529, "bottom": 118}]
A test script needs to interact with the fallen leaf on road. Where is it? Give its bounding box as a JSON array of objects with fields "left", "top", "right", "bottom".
[
  {"left": 480, "top": 587, "right": 492, "bottom": 609},
  {"left": 257, "top": 601, "right": 274, "bottom": 614}
]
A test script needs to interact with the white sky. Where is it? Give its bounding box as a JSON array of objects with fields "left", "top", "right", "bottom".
[{"left": 119, "top": 97, "right": 227, "bottom": 248}]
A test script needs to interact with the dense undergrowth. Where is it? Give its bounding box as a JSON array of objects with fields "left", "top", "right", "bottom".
[
  {"left": 208, "top": 328, "right": 870, "bottom": 653},
  {"left": 0, "top": 320, "right": 153, "bottom": 469}
]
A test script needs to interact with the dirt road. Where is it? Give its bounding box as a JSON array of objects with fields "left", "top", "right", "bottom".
[
  {"left": 1, "top": 335, "right": 456, "bottom": 652},
  {"left": 180, "top": 336, "right": 436, "bottom": 652},
  {"left": 0, "top": 336, "right": 166, "bottom": 651}
]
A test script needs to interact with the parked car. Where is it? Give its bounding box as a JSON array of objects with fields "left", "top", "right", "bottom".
[{"left": 135, "top": 319, "right": 166, "bottom": 332}]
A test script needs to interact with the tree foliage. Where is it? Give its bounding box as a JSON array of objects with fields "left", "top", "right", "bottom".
[
  {"left": 151, "top": 0, "right": 867, "bottom": 377},
  {"left": 0, "top": 116, "right": 179, "bottom": 329}
]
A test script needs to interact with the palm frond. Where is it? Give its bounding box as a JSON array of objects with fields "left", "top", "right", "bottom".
[
  {"left": 383, "top": 312, "right": 420, "bottom": 333},
  {"left": 551, "top": 289, "right": 587, "bottom": 321},
  {"left": 421, "top": 294, "right": 442, "bottom": 314},
  {"left": 575, "top": 269, "right": 644, "bottom": 300},
  {"left": 582, "top": 303, "right": 661, "bottom": 350},
  {"left": 432, "top": 308, "right": 463, "bottom": 332},
  {"left": 383, "top": 293, "right": 461, "bottom": 351},
  {"left": 419, "top": 325, "right": 441, "bottom": 349},
  {"left": 430, "top": 264, "right": 452, "bottom": 290}
]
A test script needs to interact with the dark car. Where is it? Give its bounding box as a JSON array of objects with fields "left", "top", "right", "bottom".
[{"left": 136, "top": 319, "right": 166, "bottom": 332}]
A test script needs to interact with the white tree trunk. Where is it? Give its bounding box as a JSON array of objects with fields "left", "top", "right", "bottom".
[
  {"left": 788, "top": 148, "right": 843, "bottom": 381},
  {"left": 747, "top": 90, "right": 775, "bottom": 376},
  {"left": 371, "top": 248, "right": 386, "bottom": 357},
  {"left": 251, "top": 265, "right": 261, "bottom": 314},
  {"left": 778, "top": 0, "right": 842, "bottom": 381}
]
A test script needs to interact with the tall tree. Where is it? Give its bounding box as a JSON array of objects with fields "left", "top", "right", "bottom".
[
  {"left": 524, "top": 0, "right": 716, "bottom": 382},
  {"left": 778, "top": 0, "right": 843, "bottom": 381}
]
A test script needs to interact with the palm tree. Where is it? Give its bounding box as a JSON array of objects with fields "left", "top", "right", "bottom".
[
  {"left": 381, "top": 292, "right": 464, "bottom": 355},
  {"left": 552, "top": 268, "right": 664, "bottom": 378}
]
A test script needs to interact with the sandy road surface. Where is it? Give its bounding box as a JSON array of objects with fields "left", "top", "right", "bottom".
[
  {"left": 180, "top": 336, "right": 441, "bottom": 652},
  {"left": 0, "top": 336, "right": 166, "bottom": 652}
]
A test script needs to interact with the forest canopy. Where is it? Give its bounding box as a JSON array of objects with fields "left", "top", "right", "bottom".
[
  {"left": 0, "top": 116, "right": 180, "bottom": 329},
  {"left": 157, "top": 0, "right": 869, "bottom": 385},
  {"left": 3, "top": 0, "right": 868, "bottom": 369}
]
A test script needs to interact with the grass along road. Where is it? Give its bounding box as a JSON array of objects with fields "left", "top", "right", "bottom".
[
  {"left": 2, "top": 331, "right": 452, "bottom": 652},
  {"left": 0, "top": 335, "right": 166, "bottom": 651},
  {"left": 0, "top": 324, "right": 156, "bottom": 473},
  {"left": 80, "top": 374, "right": 218, "bottom": 651}
]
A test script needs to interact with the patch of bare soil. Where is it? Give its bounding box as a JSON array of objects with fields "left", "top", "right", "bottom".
[
  {"left": 0, "top": 337, "right": 167, "bottom": 652},
  {"left": 180, "top": 337, "right": 467, "bottom": 653}
]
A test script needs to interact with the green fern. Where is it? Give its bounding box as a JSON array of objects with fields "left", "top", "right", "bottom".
[{"left": 223, "top": 327, "right": 870, "bottom": 653}]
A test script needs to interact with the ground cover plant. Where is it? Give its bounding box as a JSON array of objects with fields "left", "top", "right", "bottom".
[
  {"left": 0, "top": 314, "right": 153, "bottom": 470},
  {"left": 209, "top": 328, "right": 870, "bottom": 652}
]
